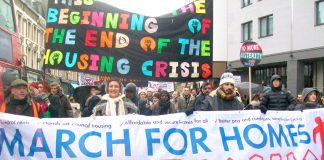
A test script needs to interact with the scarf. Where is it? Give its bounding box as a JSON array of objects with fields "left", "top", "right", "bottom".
[
  {"left": 158, "top": 100, "right": 171, "bottom": 115},
  {"left": 102, "top": 94, "right": 126, "bottom": 116},
  {"left": 216, "top": 87, "right": 237, "bottom": 101},
  {"left": 10, "top": 96, "right": 28, "bottom": 105}
]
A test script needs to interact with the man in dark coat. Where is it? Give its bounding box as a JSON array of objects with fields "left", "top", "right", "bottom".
[
  {"left": 48, "top": 82, "right": 73, "bottom": 117},
  {"left": 259, "top": 74, "right": 296, "bottom": 114},
  {"left": 194, "top": 82, "right": 214, "bottom": 111},
  {"left": 124, "top": 83, "right": 140, "bottom": 114},
  {"left": 213, "top": 72, "right": 244, "bottom": 110},
  {"left": 0, "top": 79, "right": 43, "bottom": 118}
]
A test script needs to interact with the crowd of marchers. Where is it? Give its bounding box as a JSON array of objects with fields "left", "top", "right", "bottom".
[{"left": 1, "top": 72, "right": 324, "bottom": 118}]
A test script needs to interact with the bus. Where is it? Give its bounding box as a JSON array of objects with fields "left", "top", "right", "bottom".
[{"left": 0, "top": 0, "right": 23, "bottom": 103}]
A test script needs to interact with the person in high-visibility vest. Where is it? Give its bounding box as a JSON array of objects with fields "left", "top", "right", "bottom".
[{"left": 0, "top": 79, "right": 43, "bottom": 118}]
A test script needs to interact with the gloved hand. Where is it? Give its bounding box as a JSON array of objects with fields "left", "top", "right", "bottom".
[
  {"left": 185, "top": 108, "right": 194, "bottom": 116},
  {"left": 40, "top": 93, "right": 51, "bottom": 106},
  {"left": 260, "top": 106, "right": 267, "bottom": 114}
]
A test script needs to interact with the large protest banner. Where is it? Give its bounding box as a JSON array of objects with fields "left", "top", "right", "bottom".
[
  {"left": 1, "top": 109, "right": 324, "bottom": 159},
  {"left": 43, "top": 0, "right": 213, "bottom": 82}
]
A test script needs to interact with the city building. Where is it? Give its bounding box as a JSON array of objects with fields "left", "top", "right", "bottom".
[
  {"left": 214, "top": 0, "right": 324, "bottom": 96},
  {"left": 14, "top": 0, "right": 79, "bottom": 83}
]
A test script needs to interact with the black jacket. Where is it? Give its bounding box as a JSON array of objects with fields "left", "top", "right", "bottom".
[
  {"left": 260, "top": 75, "right": 296, "bottom": 111},
  {"left": 138, "top": 99, "right": 152, "bottom": 116},
  {"left": 152, "top": 101, "right": 176, "bottom": 115},
  {"left": 194, "top": 94, "right": 214, "bottom": 111},
  {"left": 48, "top": 89, "right": 72, "bottom": 118},
  {"left": 213, "top": 96, "right": 244, "bottom": 111},
  {"left": 83, "top": 95, "right": 101, "bottom": 117},
  {"left": 3, "top": 96, "right": 43, "bottom": 118}
]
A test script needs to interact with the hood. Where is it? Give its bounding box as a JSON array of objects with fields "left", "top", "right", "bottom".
[
  {"left": 270, "top": 74, "right": 282, "bottom": 90},
  {"left": 124, "top": 83, "right": 137, "bottom": 94},
  {"left": 301, "top": 88, "right": 319, "bottom": 103}
]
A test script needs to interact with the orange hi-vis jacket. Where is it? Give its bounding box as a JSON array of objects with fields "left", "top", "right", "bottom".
[{"left": 0, "top": 100, "right": 40, "bottom": 118}]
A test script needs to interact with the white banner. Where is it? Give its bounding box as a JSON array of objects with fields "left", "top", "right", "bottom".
[
  {"left": 148, "top": 81, "right": 174, "bottom": 92},
  {"left": 0, "top": 109, "right": 324, "bottom": 159}
]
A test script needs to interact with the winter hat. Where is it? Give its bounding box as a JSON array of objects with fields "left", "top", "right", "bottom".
[
  {"left": 10, "top": 79, "right": 28, "bottom": 88},
  {"left": 220, "top": 72, "right": 235, "bottom": 86},
  {"left": 138, "top": 89, "right": 147, "bottom": 95},
  {"left": 29, "top": 82, "right": 39, "bottom": 89},
  {"left": 125, "top": 83, "right": 137, "bottom": 94},
  {"left": 147, "top": 88, "right": 154, "bottom": 93}
]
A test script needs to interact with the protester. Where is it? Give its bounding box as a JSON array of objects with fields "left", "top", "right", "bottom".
[
  {"left": 124, "top": 83, "right": 141, "bottom": 108},
  {"left": 29, "top": 82, "right": 50, "bottom": 114},
  {"left": 194, "top": 82, "right": 214, "bottom": 111},
  {"left": 170, "top": 90, "right": 186, "bottom": 113},
  {"left": 38, "top": 83, "right": 44, "bottom": 92},
  {"left": 146, "top": 88, "right": 154, "bottom": 102},
  {"left": 259, "top": 75, "right": 296, "bottom": 114},
  {"left": 138, "top": 89, "right": 153, "bottom": 116},
  {"left": 152, "top": 92, "right": 160, "bottom": 106},
  {"left": 93, "top": 79, "right": 137, "bottom": 116},
  {"left": 191, "top": 88, "right": 198, "bottom": 98},
  {"left": 321, "top": 95, "right": 324, "bottom": 105},
  {"left": 82, "top": 87, "right": 101, "bottom": 117},
  {"left": 48, "top": 82, "right": 73, "bottom": 118},
  {"left": 244, "top": 93, "right": 262, "bottom": 110},
  {"left": 296, "top": 88, "right": 322, "bottom": 111},
  {"left": 139, "top": 92, "right": 160, "bottom": 116},
  {"left": 0, "top": 79, "right": 43, "bottom": 118},
  {"left": 29, "top": 82, "right": 39, "bottom": 98},
  {"left": 69, "top": 97, "right": 81, "bottom": 118},
  {"left": 152, "top": 90, "right": 176, "bottom": 115},
  {"left": 138, "top": 89, "right": 147, "bottom": 100},
  {"left": 213, "top": 72, "right": 244, "bottom": 110},
  {"left": 297, "top": 94, "right": 302, "bottom": 104},
  {"left": 123, "top": 83, "right": 139, "bottom": 114},
  {"left": 181, "top": 86, "right": 195, "bottom": 111}
]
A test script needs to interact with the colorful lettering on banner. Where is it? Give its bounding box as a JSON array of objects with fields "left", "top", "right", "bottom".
[
  {"left": 43, "top": 0, "right": 213, "bottom": 82},
  {"left": 1, "top": 110, "right": 324, "bottom": 159}
]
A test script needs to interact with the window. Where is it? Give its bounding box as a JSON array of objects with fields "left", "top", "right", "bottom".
[
  {"left": 259, "top": 15, "right": 273, "bottom": 37},
  {"left": 22, "top": 19, "right": 26, "bottom": 35},
  {"left": 27, "top": 21, "right": 31, "bottom": 39},
  {"left": 242, "top": 21, "right": 252, "bottom": 42},
  {"left": 252, "top": 66, "right": 287, "bottom": 88},
  {"left": 17, "top": 13, "right": 22, "bottom": 34},
  {"left": 242, "top": 0, "right": 252, "bottom": 7},
  {"left": 0, "top": 0, "right": 15, "bottom": 32},
  {"left": 316, "top": 0, "right": 324, "bottom": 25},
  {"left": 0, "top": 29, "right": 13, "bottom": 62}
]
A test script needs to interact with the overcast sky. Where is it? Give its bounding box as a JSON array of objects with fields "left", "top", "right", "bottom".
[{"left": 97, "top": 0, "right": 192, "bottom": 17}]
